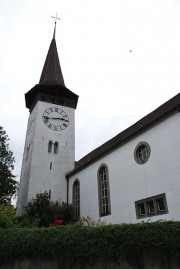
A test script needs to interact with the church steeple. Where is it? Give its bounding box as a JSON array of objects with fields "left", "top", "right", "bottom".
[
  {"left": 25, "top": 21, "right": 78, "bottom": 111},
  {"left": 17, "top": 19, "right": 78, "bottom": 216},
  {"left": 39, "top": 22, "right": 65, "bottom": 86}
]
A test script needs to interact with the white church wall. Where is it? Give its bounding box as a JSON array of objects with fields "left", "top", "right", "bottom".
[{"left": 69, "top": 111, "right": 180, "bottom": 224}]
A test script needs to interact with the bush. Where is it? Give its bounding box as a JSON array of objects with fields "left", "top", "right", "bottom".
[
  {"left": 0, "top": 205, "right": 16, "bottom": 228},
  {"left": 15, "top": 215, "right": 40, "bottom": 228},
  {"left": 26, "top": 192, "right": 73, "bottom": 227},
  {"left": 0, "top": 221, "right": 180, "bottom": 263}
]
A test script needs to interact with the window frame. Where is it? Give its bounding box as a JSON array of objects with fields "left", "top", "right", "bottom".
[
  {"left": 135, "top": 193, "right": 168, "bottom": 219},
  {"left": 48, "top": 140, "right": 53, "bottom": 153},
  {"left": 98, "top": 164, "right": 111, "bottom": 217},
  {"left": 134, "top": 141, "right": 151, "bottom": 165},
  {"left": 54, "top": 141, "right": 58, "bottom": 154},
  {"left": 72, "top": 179, "right": 80, "bottom": 221}
]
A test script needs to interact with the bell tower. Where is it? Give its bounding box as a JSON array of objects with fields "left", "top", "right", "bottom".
[{"left": 17, "top": 22, "right": 78, "bottom": 215}]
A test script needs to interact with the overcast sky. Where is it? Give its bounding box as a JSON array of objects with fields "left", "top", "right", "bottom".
[{"left": 1, "top": 0, "right": 180, "bottom": 185}]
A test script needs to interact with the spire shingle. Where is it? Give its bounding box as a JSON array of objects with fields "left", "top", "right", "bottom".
[{"left": 39, "top": 37, "right": 65, "bottom": 86}]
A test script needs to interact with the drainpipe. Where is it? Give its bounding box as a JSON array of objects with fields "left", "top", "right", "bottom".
[{"left": 66, "top": 177, "right": 69, "bottom": 204}]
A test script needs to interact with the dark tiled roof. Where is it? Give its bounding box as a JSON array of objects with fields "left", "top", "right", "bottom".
[
  {"left": 25, "top": 84, "right": 78, "bottom": 110},
  {"left": 39, "top": 38, "right": 65, "bottom": 86},
  {"left": 68, "top": 93, "right": 180, "bottom": 176},
  {"left": 25, "top": 35, "right": 78, "bottom": 110}
]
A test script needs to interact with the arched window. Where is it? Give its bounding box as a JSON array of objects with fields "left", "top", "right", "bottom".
[
  {"left": 98, "top": 164, "right": 111, "bottom": 217},
  {"left": 54, "top": 142, "right": 58, "bottom": 154},
  {"left": 73, "top": 180, "right": 80, "bottom": 221},
  {"left": 48, "top": 141, "right": 53, "bottom": 153}
]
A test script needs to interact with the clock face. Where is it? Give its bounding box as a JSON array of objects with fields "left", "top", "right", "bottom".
[{"left": 42, "top": 107, "right": 69, "bottom": 131}]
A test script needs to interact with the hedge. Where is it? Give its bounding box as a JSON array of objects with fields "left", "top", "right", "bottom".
[{"left": 0, "top": 221, "right": 180, "bottom": 263}]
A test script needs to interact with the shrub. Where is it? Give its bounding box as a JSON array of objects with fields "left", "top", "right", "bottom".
[
  {"left": 26, "top": 192, "right": 73, "bottom": 227},
  {"left": 0, "top": 205, "right": 16, "bottom": 228},
  {"left": 0, "top": 221, "right": 180, "bottom": 263},
  {"left": 15, "top": 215, "right": 40, "bottom": 228}
]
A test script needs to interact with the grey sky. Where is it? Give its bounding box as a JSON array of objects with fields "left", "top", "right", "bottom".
[{"left": 0, "top": 0, "right": 180, "bottom": 183}]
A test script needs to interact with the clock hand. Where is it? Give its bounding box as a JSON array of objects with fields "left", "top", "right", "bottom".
[
  {"left": 60, "top": 118, "right": 69, "bottom": 122},
  {"left": 51, "top": 117, "right": 68, "bottom": 121},
  {"left": 44, "top": 116, "right": 68, "bottom": 122}
]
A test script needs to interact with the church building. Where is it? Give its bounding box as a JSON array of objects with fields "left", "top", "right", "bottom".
[{"left": 17, "top": 23, "right": 180, "bottom": 224}]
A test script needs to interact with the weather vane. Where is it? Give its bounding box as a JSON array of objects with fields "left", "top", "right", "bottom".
[{"left": 51, "top": 13, "right": 61, "bottom": 38}]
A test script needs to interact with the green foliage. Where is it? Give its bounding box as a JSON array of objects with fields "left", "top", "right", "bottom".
[
  {"left": 26, "top": 192, "right": 73, "bottom": 227},
  {"left": 0, "top": 126, "right": 18, "bottom": 205},
  {"left": 0, "top": 205, "right": 17, "bottom": 228},
  {"left": 0, "top": 221, "right": 180, "bottom": 264},
  {"left": 15, "top": 215, "right": 40, "bottom": 228}
]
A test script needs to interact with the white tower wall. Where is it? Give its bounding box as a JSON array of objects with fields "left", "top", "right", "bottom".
[{"left": 17, "top": 101, "right": 75, "bottom": 214}]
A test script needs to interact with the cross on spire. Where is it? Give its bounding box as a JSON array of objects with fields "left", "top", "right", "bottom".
[
  {"left": 51, "top": 13, "right": 61, "bottom": 23},
  {"left": 51, "top": 13, "right": 61, "bottom": 39}
]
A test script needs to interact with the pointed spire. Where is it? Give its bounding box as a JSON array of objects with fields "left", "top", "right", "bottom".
[
  {"left": 25, "top": 17, "right": 79, "bottom": 110},
  {"left": 39, "top": 16, "right": 65, "bottom": 86},
  {"left": 53, "top": 22, "right": 56, "bottom": 39}
]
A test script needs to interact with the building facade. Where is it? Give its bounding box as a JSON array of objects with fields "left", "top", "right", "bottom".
[
  {"left": 67, "top": 99, "right": 180, "bottom": 223},
  {"left": 17, "top": 24, "right": 180, "bottom": 223}
]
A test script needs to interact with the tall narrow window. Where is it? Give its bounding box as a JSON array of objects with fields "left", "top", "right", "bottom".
[
  {"left": 48, "top": 141, "right": 53, "bottom": 153},
  {"left": 98, "top": 164, "right": 111, "bottom": 217},
  {"left": 73, "top": 180, "right": 80, "bottom": 221},
  {"left": 54, "top": 142, "right": 58, "bottom": 154},
  {"left": 26, "top": 144, "right": 30, "bottom": 160},
  {"left": 48, "top": 189, "right": 51, "bottom": 199},
  {"left": 50, "top": 162, "right": 52, "bottom": 170}
]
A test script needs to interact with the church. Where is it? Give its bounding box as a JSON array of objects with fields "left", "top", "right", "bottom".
[{"left": 17, "top": 23, "right": 180, "bottom": 224}]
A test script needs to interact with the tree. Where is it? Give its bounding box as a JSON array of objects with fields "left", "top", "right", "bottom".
[{"left": 0, "top": 126, "right": 18, "bottom": 205}]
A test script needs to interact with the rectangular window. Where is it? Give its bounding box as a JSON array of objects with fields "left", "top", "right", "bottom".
[
  {"left": 147, "top": 200, "right": 155, "bottom": 214},
  {"left": 135, "top": 193, "right": 168, "bottom": 219},
  {"left": 156, "top": 198, "right": 165, "bottom": 212},
  {"left": 138, "top": 203, "right": 145, "bottom": 216}
]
